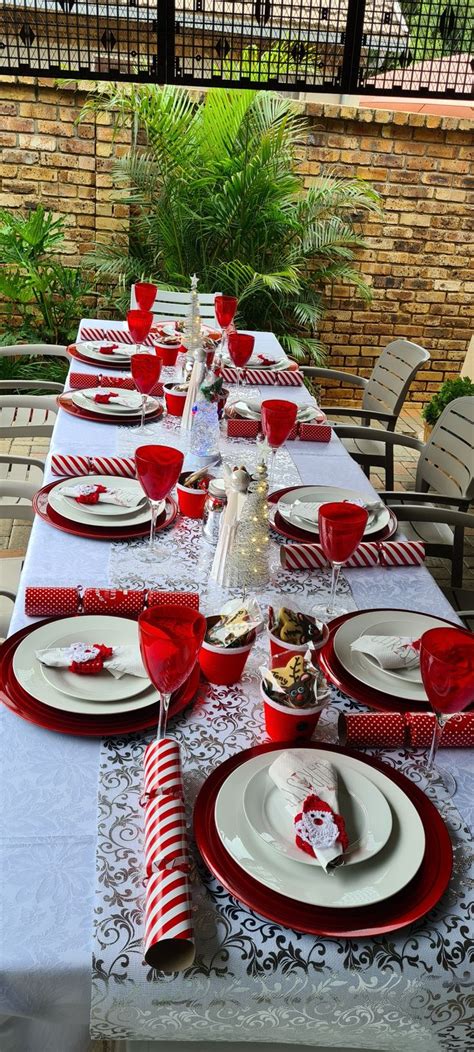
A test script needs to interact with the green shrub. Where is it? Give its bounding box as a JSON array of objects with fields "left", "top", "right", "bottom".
[{"left": 422, "top": 376, "right": 474, "bottom": 426}]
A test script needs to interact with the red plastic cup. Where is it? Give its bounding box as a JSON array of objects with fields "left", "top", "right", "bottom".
[
  {"left": 261, "top": 681, "right": 324, "bottom": 742},
  {"left": 155, "top": 343, "right": 180, "bottom": 367},
  {"left": 268, "top": 623, "right": 329, "bottom": 660},
  {"left": 199, "top": 619, "right": 255, "bottom": 685},
  {"left": 164, "top": 383, "right": 187, "bottom": 417},
  {"left": 176, "top": 472, "right": 209, "bottom": 519}
]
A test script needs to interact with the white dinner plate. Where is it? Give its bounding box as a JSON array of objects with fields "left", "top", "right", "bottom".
[
  {"left": 333, "top": 610, "right": 450, "bottom": 701},
  {"left": 230, "top": 400, "right": 321, "bottom": 423},
  {"left": 277, "top": 487, "right": 390, "bottom": 537},
  {"left": 48, "top": 475, "right": 154, "bottom": 529},
  {"left": 215, "top": 748, "right": 425, "bottom": 908},
  {"left": 75, "top": 341, "right": 133, "bottom": 362},
  {"left": 71, "top": 390, "right": 158, "bottom": 418},
  {"left": 12, "top": 616, "right": 158, "bottom": 714},
  {"left": 243, "top": 759, "right": 392, "bottom": 867}
]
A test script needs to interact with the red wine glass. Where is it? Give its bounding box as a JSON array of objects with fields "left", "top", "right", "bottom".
[
  {"left": 215, "top": 295, "right": 237, "bottom": 363},
  {"left": 313, "top": 502, "right": 369, "bottom": 621},
  {"left": 228, "top": 332, "right": 255, "bottom": 399},
  {"left": 127, "top": 309, "right": 153, "bottom": 352},
  {"left": 419, "top": 626, "right": 474, "bottom": 798},
  {"left": 134, "top": 282, "right": 157, "bottom": 312},
  {"left": 135, "top": 444, "right": 184, "bottom": 550},
  {"left": 139, "top": 605, "right": 206, "bottom": 740},
  {"left": 261, "top": 399, "right": 298, "bottom": 490},
  {"left": 131, "top": 354, "right": 162, "bottom": 430}
]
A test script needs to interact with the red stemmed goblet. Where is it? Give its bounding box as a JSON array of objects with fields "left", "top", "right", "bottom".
[
  {"left": 127, "top": 309, "right": 154, "bottom": 353},
  {"left": 135, "top": 444, "right": 184, "bottom": 550},
  {"left": 139, "top": 604, "right": 206, "bottom": 740},
  {"left": 261, "top": 398, "right": 298, "bottom": 490},
  {"left": 131, "top": 353, "right": 162, "bottom": 430},
  {"left": 419, "top": 627, "right": 474, "bottom": 798},
  {"left": 313, "top": 502, "right": 369, "bottom": 621},
  {"left": 215, "top": 295, "right": 238, "bottom": 364},
  {"left": 228, "top": 331, "right": 255, "bottom": 400},
  {"left": 134, "top": 282, "right": 158, "bottom": 312}
]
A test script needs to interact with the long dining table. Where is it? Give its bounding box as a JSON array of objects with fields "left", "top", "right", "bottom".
[{"left": 1, "top": 321, "right": 472, "bottom": 1052}]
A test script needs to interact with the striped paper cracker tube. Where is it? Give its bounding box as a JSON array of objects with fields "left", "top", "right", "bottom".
[
  {"left": 50, "top": 454, "right": 136, "bottom": 478},
  {"left": 144, "top": 794, "right": 188, "bottom": 876},
  {"left": 221, "top": 366, "right": 303, "bottom": 387},
  {"left": 144, "top": 869, "right": 195, "bottom": 971},
  {"left": 143, "top": 738, "right": 184, "bottom": 800},
  {"left": 50, "top": 453, "right": 92, "bottom": 477},
  {"left": 78, "top": 326, "right": 156, "bottom": 348},
  {"left": 379, "top": 541, "right": 425, "bottom": 567},
  {"left": 90, "top": 455, "right": 136, "bottom": 478},
  {"left": 406, "top": 711, "right": 474, "bottom": 748},
  {"left": 280, "top": 544, "right": 328, "bottom": 571},
  {"left": 338, "top": 712, "right": 406, "bottom": 749}
]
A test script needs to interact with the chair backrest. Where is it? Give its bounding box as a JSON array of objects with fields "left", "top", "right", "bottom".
[
  {"left": 0, "top": 479, "right": 36, "bottom": 521},
  {"left": 362, "top": 339, "right": 430, "bottom": 420},
  {"left": 416, "top": 396, "right": 474, "bottom": 499},
  {"left": 0, "top": 395, "right": 58, "bottom": 438},
  {"left": 130, "top": 285, "right": 221, "bottom": 324},
  {"left": 0, "top": 344, "right": 68, "bottom": 360}
]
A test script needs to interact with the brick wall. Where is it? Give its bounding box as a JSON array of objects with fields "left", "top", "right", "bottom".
[{"left": 0, "top": 77, "right": 472, "bottom": 406}]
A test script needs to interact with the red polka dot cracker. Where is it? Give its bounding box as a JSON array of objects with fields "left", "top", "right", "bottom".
[
  {"left": 338, "top": 712, "right": 406, "bottom": 749},
  {"left": 406, "top": 712, "right": 474, "bottom": 748},
  {"left": 147, "top": 591, "right": 199, "bottom": 610},
  {"left": 25, "top": 586, "right": 80, "bottom": 618},
  {"left": 82, "top": 588, "right": 146, "bottom": 618}
]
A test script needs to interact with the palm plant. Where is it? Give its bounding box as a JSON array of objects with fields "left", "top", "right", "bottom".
[{"left": 80, "top": 85, "right": 380, "bottom": 362}]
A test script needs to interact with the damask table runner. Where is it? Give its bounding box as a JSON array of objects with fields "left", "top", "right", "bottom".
[{"left": 1, "top": 320, "right": 471, "bottom": 1052}]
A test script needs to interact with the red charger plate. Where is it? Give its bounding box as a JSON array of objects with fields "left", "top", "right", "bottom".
[
  {"left": 33, "top": 482, "right": 177, "bottom": 541},
  {"left": 317, "top": 609, "right": 469, "bottom": 714},
  {"left": 194, "top": 740, "right": 452, "bottom": 938},
  {"left": 268, "top": 487, "right": 397, "bottom": 544},
  {"left": 57, "top": 393, "right": 164, "bottom": 426},
  {"left": 68, "top": 344, "right": 132, "bottom": 370},
  {"left": 0, "top": 617, "right": 202, "bottom": 736}
]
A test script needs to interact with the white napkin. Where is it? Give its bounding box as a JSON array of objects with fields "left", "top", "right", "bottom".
[
  {"left": 36, "top": 643, "right": 148, "bottom": 678},
  {"left": 269, "top": 751, "right": 346, "bottom": 871},
  {"left": 351, "top": 635, "right": 420, "bottom": 670},
  {"left": 231, "top": 401, "right": 323, "bottom": 423},
  {"left": 77, "top": 342, "right": 132, "bottom": 356},
  {"left": 82, "top": 389, "right": 142, "bottom": 410},
  {"left": 61, "top": 484, "right": 144, "bottom": 509}
]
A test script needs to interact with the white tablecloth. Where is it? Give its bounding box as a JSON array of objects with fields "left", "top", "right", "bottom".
[{"left": 1, "top": 324, "right": 472, "bottom": 1052}]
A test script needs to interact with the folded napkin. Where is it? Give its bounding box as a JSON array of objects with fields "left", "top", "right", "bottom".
[
  {"left": 36, "top": 642, "right": 147, "bottom": 678},
  {"left": 280, "top": 540, "right": 425, "bottom": 572},
  {"left": 269, "top": 751, "right": 349, "bottom": 871},
  {"left": 60, "top": 483, "right": 144, "bottom": 509},
  {"left": 350, "top": 635, "right": 421, "bottom": 671},
  {"left": 286, "top": 498, "right": 383, "bottom": 529},
  {"left": 228, "top": 400, "right": 324, "bottom": 424},
  {"left": 81, "top": 389, "right": 142, "bottom": 410}
]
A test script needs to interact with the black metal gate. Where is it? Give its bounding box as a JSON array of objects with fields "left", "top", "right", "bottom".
[{"left": 1, "top": 0, "right": 472, "bottom": 98}]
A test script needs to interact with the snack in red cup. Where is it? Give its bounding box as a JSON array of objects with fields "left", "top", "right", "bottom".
[
  {"left": 156, "top": 343, "right": 181, "bottom": 367},
  {"left": 268, "top": 605, "right": 328, "bottom": 659},
  {"left": 260, "top": 651, "right": 326, "bottom": 742},
  {"left": 164, "top": 382, "right": 188, "bottom": 417},
  {"left": 198, "top": 598, "right": 262, "bottom": 685},
  {"left": 177, "top": 469, "right": 211, "bottom": 519}
]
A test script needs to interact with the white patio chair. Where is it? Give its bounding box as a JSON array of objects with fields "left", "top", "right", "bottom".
[
  {"left": 302, "top": 339, "right": 430, "bottom": 488},
  {"left": 130, "top": 285, "right": 221, "bottom": 325},
  {"left": 334, "top": 396, "right": 474, "bottom": 587},
  {"left": 0, "top": 479, "right": 37, "bottom": 639},
  {"left": 0, "top": 395, "right": 58, "bottom": 439}
]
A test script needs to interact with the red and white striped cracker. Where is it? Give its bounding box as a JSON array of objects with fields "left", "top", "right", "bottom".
[
  {"left": 69, "top": 372, "right": 164, "bottom": 397},
  {"left": 379, "top": 540, "right": 425, "bottom": 567},
  {"left": 25, "top": 586, "right": 80, "bottom": 618},
  {"left": 51, "top": 453, "right": 92, "bottom": 477},
  {"left": 90, "top": 455, "right": 136, "bottom": 478},
  {"left": 82, "top": 588, "right": 146, "bottom": 617},
  {"left": 144, "top": 738, "right": 184, "bottom": 800},
  {"left": 226, "top": 419, "right": 260, "bottom": 439},
  {"left": 280, "top": 544, "right": 329, "bottom": 571},
  {"left": 338, "top": 712, "right": 406, "bottom": 749},
  {"left": 406, "top": 711, "right": 474, "bottom": 748},
  {"left": 144, "top": 794, "right": 188, "bottom": 876},
  {"left": 220, "top": 366, "right": 303, "bottom": 387},
  {"left": 144, "top": 869, "right": 195, "bottom": 970},
  {"left": 147, "top": 591, "right": 199, "bottom": 610},
  {"left": 346, "top": 543, "right": 380, "bottom": 568},
  {"left": 77, "top": 326, "right": 156, "bottom": 348}
]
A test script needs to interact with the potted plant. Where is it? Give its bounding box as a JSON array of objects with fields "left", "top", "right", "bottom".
[{"left": 422, "top": 376, "right": 474, "bottom": 441}]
